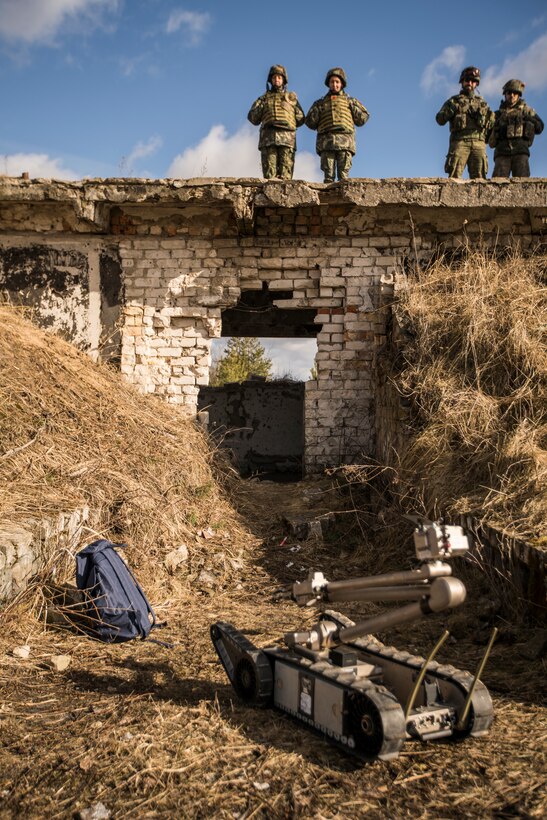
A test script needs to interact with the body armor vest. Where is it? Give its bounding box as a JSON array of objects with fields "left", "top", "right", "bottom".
[
  {"left": 450, "top": 95, "right": 488, "bottom": 133},
  {"left": 498, "top": 103, "right": 528, "bottom": 139},
  {"left": 318, "top": 94, "right": 354, "bottom": 133},
  {"left": 262, "top": 92, "right": 297, "bottom": 130}
]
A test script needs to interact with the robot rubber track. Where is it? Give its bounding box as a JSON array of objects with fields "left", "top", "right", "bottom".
[{"left": 211, "top": 613, "right": 493, "bottom": 762}]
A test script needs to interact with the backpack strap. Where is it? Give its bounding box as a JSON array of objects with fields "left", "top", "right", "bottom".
[
  {"left": 147, "top": 637, "right": 175, "bottom": 648},
  {"left": 102, "top": 548, "right": 157, "bottom": 639}
]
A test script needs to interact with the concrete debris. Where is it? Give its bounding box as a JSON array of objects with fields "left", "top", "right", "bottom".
[
  {"left": 47, "top": 655, "right": 72, "bottom": 672},
  {"left": 0, "top": 523, "right": 37, "bottom": 601},
  {"left": 164, "top": 544, "right": 189, "bottom": 574},
  {"left": 197, "top": 569, "right": 216, "bottom": 587},
  {"left": 12, "top": 645, "right": 31, "bottom": 659},
  {"left": 283, "top": 512, "right": 336, "bottom": 541},
  {"left": 76, "top": 802, "right": 111, "bottom": 820}
]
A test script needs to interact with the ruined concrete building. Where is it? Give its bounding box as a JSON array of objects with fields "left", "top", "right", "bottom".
[{"left": 1, "top": 177, "right": 546, "bottom": 474}]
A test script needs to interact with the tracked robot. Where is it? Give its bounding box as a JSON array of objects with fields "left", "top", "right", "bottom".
[{"left": 211, "top": 521, "right": 495, "bottom": 760}]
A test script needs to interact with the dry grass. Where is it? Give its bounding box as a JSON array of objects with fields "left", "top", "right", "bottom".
[
  {"left": 0, "top": 305, "right": 252, "bottom": 615},
  {"left": 393, "top": 248, "right": 547, "bottom": 542},
  {"left": 1, "top": 525, "right": 546, "bottom": 819},
  {"left": 1, "top": 305, "right": 546, "bottom": 818}
]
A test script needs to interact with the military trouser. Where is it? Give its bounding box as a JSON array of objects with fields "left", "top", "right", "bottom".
[
  {"left": 260, "top": 146, "right": 295, "bottom": 179},
  {"left": 492, "top": 154, "right": 530, "bottom": 178},
  {"left": 445, "top": 139, "right": 488, "bottom": 179},
  {"left": 320, "top": 150, "right": 353, "bottom": 182}
]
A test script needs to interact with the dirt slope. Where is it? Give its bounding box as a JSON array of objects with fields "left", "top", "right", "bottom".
[{"left": 0, "top": 308, "right": 545, "bottom": 818}]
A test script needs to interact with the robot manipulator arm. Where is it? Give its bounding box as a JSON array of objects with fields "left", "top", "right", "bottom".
[
  {"left": 292, "top": 571, "right": 329, "bottom": 606},
  {"left": 287, "top": 575, "right": 468, "bottom": 652}
]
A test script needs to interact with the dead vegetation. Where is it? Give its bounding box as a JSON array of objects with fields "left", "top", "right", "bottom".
[
  {"left": 0, "top": 301, "right": 546, "bottom": 818},
  {"left": 0, "top": 304, "right": 251, "bottom": 616},
  {"left": 2, "top": 511, "right": 546, "bottom": 819},
  {"left": 391, "top": 247, "right": 547, "bottom": 543}
]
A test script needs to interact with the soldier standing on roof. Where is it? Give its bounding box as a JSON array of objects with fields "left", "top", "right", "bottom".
[
  {"left": 247, "top": 65, "right": 305, "bottom": 180},
  {"left": 305, "top": 67, "right": 369, "bottom": 183},
  {"left": 436, "top": 66, "right": 494, "bottom": 179},
  {"left": 490, "top": 80, "right": 544, "bottom": 178}
]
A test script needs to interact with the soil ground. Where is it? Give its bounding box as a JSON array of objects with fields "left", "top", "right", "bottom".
[{"left": 1, "top": 477, "right": 546, "bottom": 819}]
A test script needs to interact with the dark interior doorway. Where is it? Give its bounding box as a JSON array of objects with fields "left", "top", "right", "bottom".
[
  {"left": 198, "top": 379, "right": 305, "bottom": 480},
  {"left": 198, "top": 285, "right": 321, "bottom": 481}
]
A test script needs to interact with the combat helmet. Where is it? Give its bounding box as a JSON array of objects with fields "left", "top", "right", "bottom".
[
  {"left": 459, "top": 66, "right": 481, "bottom": 85},
  {"left": 267, "top": 65, "right": 288, "bottom": 86},
  {"left": 502, "top": 79, "right": 525, "bottom": 96},
  {"left": 325, "top": 67, "right": 347, "bottom": 88}
]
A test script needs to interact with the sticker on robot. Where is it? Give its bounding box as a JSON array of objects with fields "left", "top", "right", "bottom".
[{"left": 299, "top": 674, "right": 314, "bottom": 716}]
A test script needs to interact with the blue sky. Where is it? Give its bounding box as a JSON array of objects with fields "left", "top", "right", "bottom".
[
  {"left": 1, "top": 0, "right": 546, "bottom": 377},
  {"left": 1, "top": 0, "right": 546, "bottom": 180}
]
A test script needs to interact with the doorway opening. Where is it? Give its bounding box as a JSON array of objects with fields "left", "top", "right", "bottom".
[{"left": 198, "top": 285, "right": 321, "bottom": 481}]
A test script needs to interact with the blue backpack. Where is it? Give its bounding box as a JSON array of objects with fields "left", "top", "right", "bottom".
[{"left": 76, "top": 540, "right": 160, "bottom": 644}]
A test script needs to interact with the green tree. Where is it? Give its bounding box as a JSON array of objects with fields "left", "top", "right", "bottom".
[{"left": 210, "top": 337, "right": 272, "bottom": 386}]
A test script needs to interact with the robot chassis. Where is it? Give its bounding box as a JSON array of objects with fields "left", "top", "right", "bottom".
[{"left": 211, "top": 521, "right": 495, "bottom": 761}]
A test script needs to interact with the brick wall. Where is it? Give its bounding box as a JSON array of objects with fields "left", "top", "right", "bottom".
[
  {"left": 1, "top": 177, "right": 546, "bottom": 472},
  {"left": 116, "top": 222, "right": 400, "bottom": 470}
]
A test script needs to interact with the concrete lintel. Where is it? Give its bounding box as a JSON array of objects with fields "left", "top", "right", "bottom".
[{"left": 1, "top": 177, "right": 546, "bottom": 234}]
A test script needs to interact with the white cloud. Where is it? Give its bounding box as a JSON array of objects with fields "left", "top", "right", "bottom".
[
  {"left": 480, "top": 32, "right": 547, "bottom": 95},
  {"left": 421, "top": 45, "right": 466, "bottom": 95},
  {"left": 0, "top": 153, "right": 78, "bottom": 179},
  {"left": 165, "top": 9, "right": 211, "bottom": 45},
  {"left": 265, "top": 338, "right": 318, "bottom": 381},
  {"left": 167, "top": 123, "right": 321, "bottom": 181},
  {"left": 293, "top": 152, "right": 321, "bottom": 182},
  {"left": 119, "top": 54, "right": 145, "bottom": 77},
  {"left": 118, "top": 53, "right": 160, "bottom": 79},
  {"left": 126, "top": 135, "right": 162, "bottom": 169},
  {"left": 0, "top": 0, "right": 119, "bottom": 44}
]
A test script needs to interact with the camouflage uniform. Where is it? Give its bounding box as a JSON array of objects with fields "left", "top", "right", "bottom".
[
  {"left": 306, "top": 68, "right": 369, "bottom": 182},
  {"left": 490, "top": 80, "right": 544, "bottom": 178},
  {"left": 248, "top": 65, "right": 305, "bottom": 180},
  {"left": 436, "top": 67, "right": 494, "bottom": 179}
]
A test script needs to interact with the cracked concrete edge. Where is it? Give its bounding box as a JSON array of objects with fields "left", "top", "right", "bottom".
[{"left": 1, "top": 176, "right": 546, "bottom": 215}]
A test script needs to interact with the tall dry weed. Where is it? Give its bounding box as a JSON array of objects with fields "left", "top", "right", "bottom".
[{"left": 395, "top": 248, "right": 546, "bottom": 540}]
